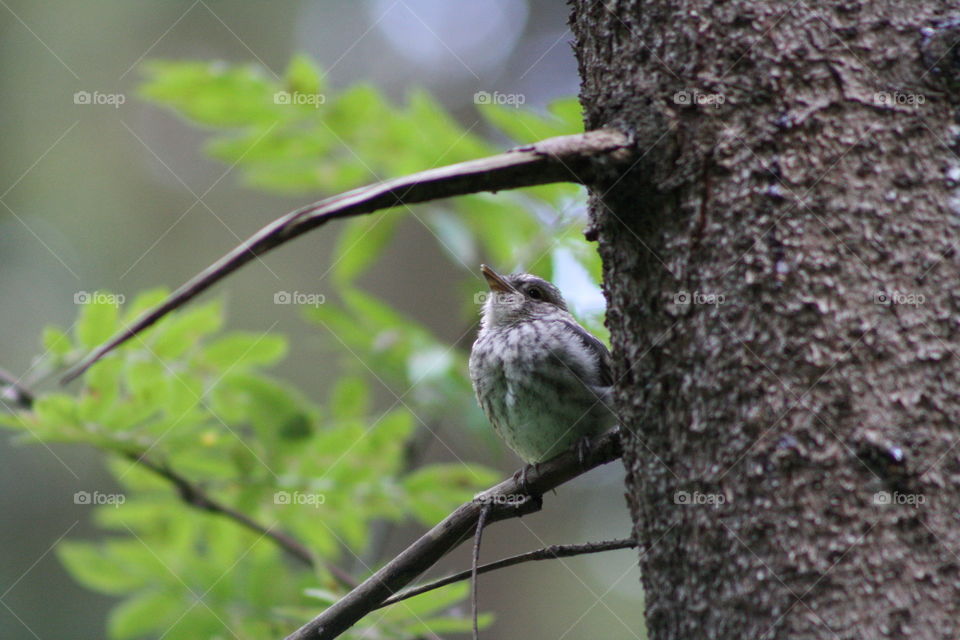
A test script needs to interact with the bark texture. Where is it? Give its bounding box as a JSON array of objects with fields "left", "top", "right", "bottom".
[{"left": 571, "top": 1, "right": 960, "bottom": 638}]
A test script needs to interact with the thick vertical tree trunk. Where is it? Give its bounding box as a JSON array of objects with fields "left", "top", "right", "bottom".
[{"left": 571, "top": 1, "right": 960, "bottom": 638}]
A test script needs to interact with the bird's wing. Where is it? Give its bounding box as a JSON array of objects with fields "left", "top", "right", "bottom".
[{"left": 557, "top": 319, "right": 614, "bottom": 387}]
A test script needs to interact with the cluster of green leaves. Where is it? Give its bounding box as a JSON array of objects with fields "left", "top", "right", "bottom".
[
  {"left": 1, "top": 292, "right": 497, "bottom": 638},
  {"left": 0, "top": 55, "right": 608, "bottom": 639},
  {"left": 139, "top": 55, "right": 605, "bottom": 334}
]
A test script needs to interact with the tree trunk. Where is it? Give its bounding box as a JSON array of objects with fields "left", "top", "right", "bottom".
[{"left": 571, "top": 1, "right": 960, "bottom": 638}]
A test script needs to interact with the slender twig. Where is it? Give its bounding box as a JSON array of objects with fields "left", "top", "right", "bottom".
[
  {"left": 122, "top": 451, "right": 357, "bottom": 589},
  {"left": 471, "top": 503, "right": 491, "bottom": 640},
  {"left": 61, "top": 129, "right": 632, "bottom": 384},
  {"left": 284, "top": 429, "right": 623, "bottom": 640},
  {"left": 0, "top": 367, "right": 34, "bottom": 409},
  {"left": 378, "top": 536, "right": 638, "bottom": 608}
]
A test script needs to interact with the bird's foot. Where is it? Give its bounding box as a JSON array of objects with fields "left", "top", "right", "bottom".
[
  {"left": 513, "top": 463, "right": 541, "bottom": 498},
  {"left": 574, "top": 435, "right": 594, "bottom": 468}
]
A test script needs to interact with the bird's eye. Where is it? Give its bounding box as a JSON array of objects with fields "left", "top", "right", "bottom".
[{"left": 527, "top": 286, "right": 543, "bottom": 300}]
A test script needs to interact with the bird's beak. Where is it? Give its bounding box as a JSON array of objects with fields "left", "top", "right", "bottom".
[{"left": 481, "top": 264, "right": 515, "bottom": 293}]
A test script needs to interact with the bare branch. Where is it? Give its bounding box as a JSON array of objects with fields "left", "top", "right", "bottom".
[
  {"left": 284, "top": 429, "right": 623, "bottom": 640},
  {"left": 121, "top": 448, "right": 361, "bottom": 588},
  {"left": 121, "top": 452, "right": 362, "bottom": 587},
  {"left": 61, "top": 129, "right": 632, "bottom": 384},
  {"left": 377, "top": 537, "right": 638, "bottom": 609}
]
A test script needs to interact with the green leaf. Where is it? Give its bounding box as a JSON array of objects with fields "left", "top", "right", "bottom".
[
  {"left": 0, "top": 412, "right": 26, "bottom": 430},
  {"left": 403, "top": 463, "right": 499, "bottom": 524},
  {"left": 211, "top": 372, "right": 313, "bottom": 443},
  {"left": 79, "top": 359, "right": 122, "bottom": 422},
  {"left": 329, "top": 375, "right": 369, "bottom": 419},
  {"left": 548, "top": 96, "right": 585, "bottom": 133},
  {"left": 123, "top": 288, "right": 170, "bottom": 322},
  {"left": 284, "top": 54, "right": 323, "bottom": 96},
  {"left": 460, "top": 194, "right": 542, "bottom": 268},
  {"left": 332, "top": 215, "right": 400, "bottom": 285},
  {"left": 126, "top": 360, "right": 168, "bottom": 407},
  {"left": 403, "top": 90, "right": 491, "bottom": 166},
  {"left": 33, "top": 394, "right": 80, "bottom": 428},
  {"left": 480, "top": 95, "right": 584, "bottom": 143},
  {"left": 42, "top": 326, "right": 72, "bottom": 356},
  {"left": 363, "top": 409, "right": 416, "bottom": 474},
  {"left": 140, "top": 60, "right": 279, "bottom": 127},
  {"left": 325, "top": 84, "right": 392, "bottom": 144},
  {"left": 199, "top": 332, "right": 288, "bottom": 369},
  {"left": 149, "top": 301, "right": 222, "bottom": 359},
  {"left": 75, "top": 293, "right": 120, "bottom": 349},
  {"left": 108, "top": 590, "right": 182, "bottom": 640},
  {"left": 58, "top": 542, "right": 147, "bottom": 595},
  {"left": 392, "top": 582, "right": 469, "bottom": 617},
  {"left": 164, "top": 371, "right": 203, "bottom": 416}
]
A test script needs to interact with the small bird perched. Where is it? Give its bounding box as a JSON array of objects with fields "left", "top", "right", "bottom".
[{"left": 469, "top": 265, "right": 616, "bottom": 482}]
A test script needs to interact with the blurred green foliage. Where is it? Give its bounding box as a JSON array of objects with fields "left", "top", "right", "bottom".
[{"left": 0, "top": 55, "right": 604, "bottom": 639}]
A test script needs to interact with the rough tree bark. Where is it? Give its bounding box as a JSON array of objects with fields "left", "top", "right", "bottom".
[{"left": 572, "top": 1, "right": 960, "bottom": 638}]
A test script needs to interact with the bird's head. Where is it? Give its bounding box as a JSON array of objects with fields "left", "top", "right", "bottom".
[{"left": 479, "top": 264, "right": 568, "bottom": 327}]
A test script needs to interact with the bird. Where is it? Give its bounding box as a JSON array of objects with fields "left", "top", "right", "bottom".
[{"left": 468, "top": 264, "right": 616, "bottom": 488}]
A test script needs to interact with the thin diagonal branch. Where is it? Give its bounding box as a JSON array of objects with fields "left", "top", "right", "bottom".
[
  {"left": 284, "top": 429, "right": 623, "bottom": 640},
  {"left": 122, "top": 451, "right": 358, "bottom": 588},
  {"left": 377, "top": 536, "right": 638, "bottom": 609},
  {"left": 61, "top": 129, "right": 632, "bottom": 384}
]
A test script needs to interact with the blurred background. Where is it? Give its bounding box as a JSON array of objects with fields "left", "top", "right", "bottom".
[{"left": 0, "top": 1, "right": 642, "bottom": 638}]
